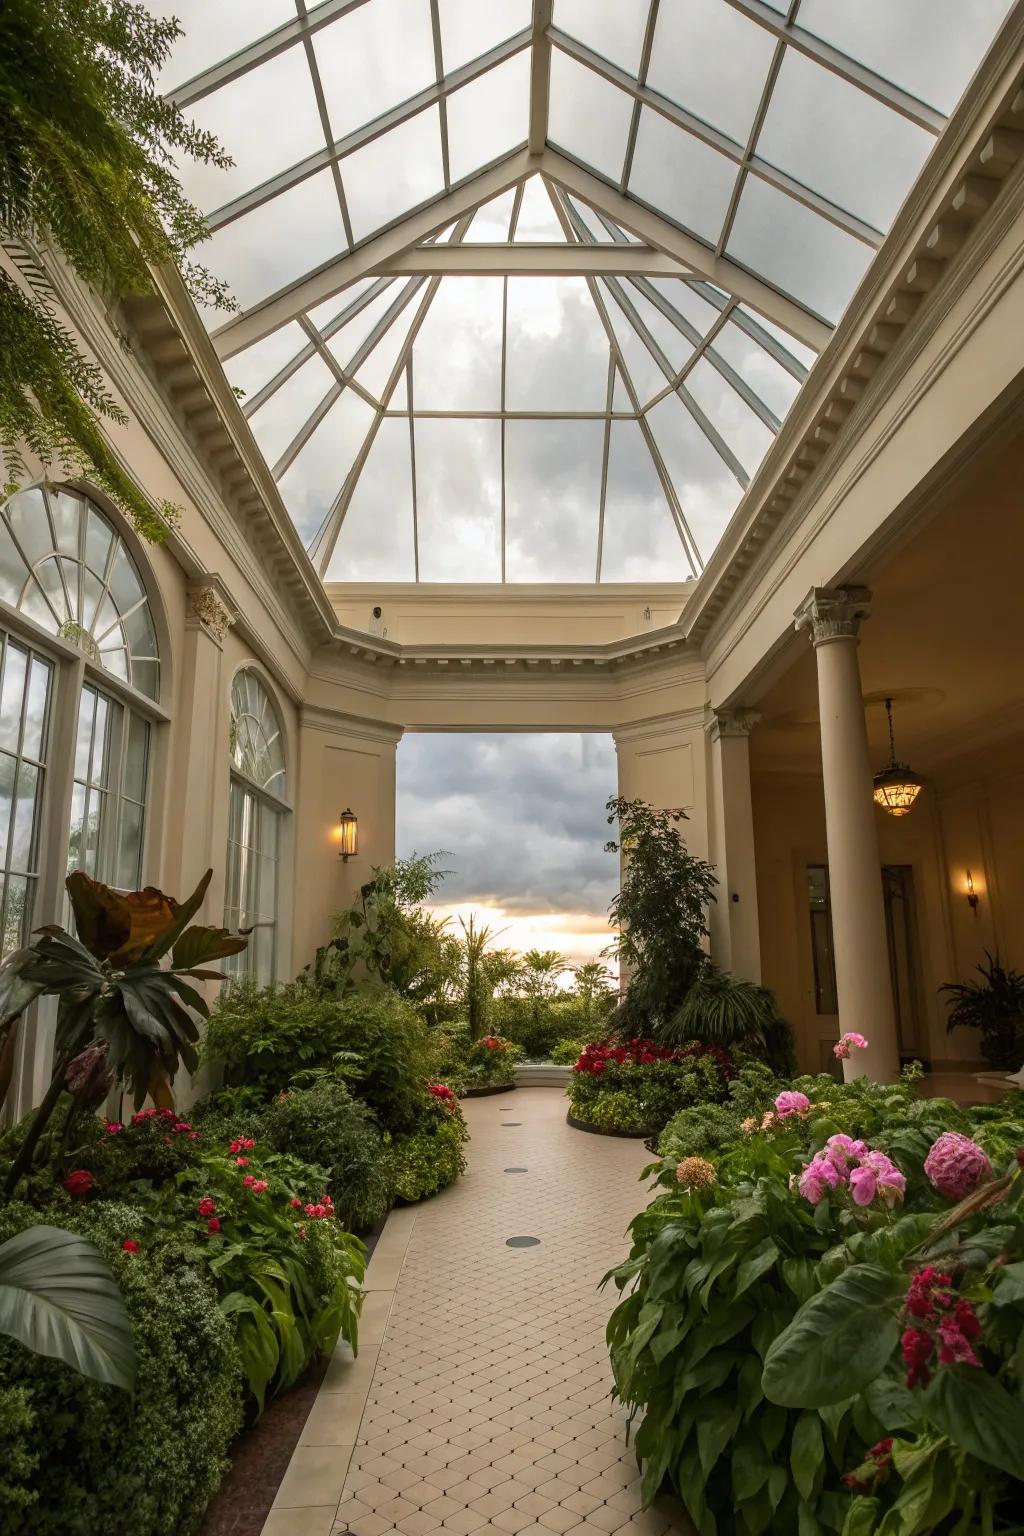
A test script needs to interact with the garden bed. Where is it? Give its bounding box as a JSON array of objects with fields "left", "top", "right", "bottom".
[{"left": 566, "top": 1110, "right": 654, "bottom": 1139}]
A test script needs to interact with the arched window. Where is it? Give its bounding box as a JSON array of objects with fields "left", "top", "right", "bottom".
[
  {"left": 0, "top": 486, "right": 161, "bottom": 916},
  {"left": 225, "top": 669, "right": 289, "bottom": 984}
]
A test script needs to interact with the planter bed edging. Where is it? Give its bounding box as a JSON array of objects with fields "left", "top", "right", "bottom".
[
  {"left": 566, "top": 1110, "right": 655, "bottom": 1140},
  {"left": 460, "top": 1082, "right": 517, "bottom": 1098}
]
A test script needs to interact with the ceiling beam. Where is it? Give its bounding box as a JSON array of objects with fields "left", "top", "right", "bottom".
[
  {"left": 540, "top": 149, "right": 833, "bottom": 351},
  {"left": 529, "top": 0, "right": 554, "bottom": 155},
  {"left": 211, "top": 148, "right": 534, "bottom": 358},
  {"left": 374, "top": 244, "right": 685, "bottom": 277}
]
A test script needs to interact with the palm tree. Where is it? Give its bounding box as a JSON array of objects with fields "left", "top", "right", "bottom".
[
  {"left": 458, "top": 915, "right": 507, "bottom": 1041},
  {"left": 573, "top": 962, "right": 614, "bottom": 1028},
  {"left": 520, "top": 950, "right": 567, "bottom": 1028}
]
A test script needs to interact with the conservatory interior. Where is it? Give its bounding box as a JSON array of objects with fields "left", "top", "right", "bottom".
[{"left": 3, "top": 3, "right": 1024, "bottom": 1535}]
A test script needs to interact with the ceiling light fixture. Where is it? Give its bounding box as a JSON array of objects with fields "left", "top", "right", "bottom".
[{"left": 872, "top": 698, "right": 923, "bottom": 817}]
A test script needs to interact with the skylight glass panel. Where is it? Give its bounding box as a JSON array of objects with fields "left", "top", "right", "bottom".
[
  {"left": 726, "top": 177, "right": 873, "bottom": 324},
  {"left": 622, "top": 288, "right": 696, "bottom": 375},
  {"left": 341, "top": 107, "right": 445, "bottom": 244},
  {"left": 200, "top": 170, "right": 347, "bottom": 312},
  {"left": 177, "top": 48, "right": 325, "bottom": 214},
  {"left": 647, "top": 394, "right": 743, "bottom": 562},
  {"left": 465, "top": 189, "right": 517, "bottom": 241},
  {"left": 796, "top": 0, "right": 1014, "bottom": 114},
  {"left": 355, "top": 301, "right": 423, "bottom": 402},
  {"left": 412, "top": 279, "right": 503, "bottom": 411},
  {"left": 505, "top": 279, "right": 610, "bottom": 412},
  {"left": 628, "top": 109, "right": 737, "bottom": 243},
  {"left": 415, "top": 420, "right": 503, "bottom": 580},
  {"left": 646, "top": 279, "right": 722, "bottom": 338},
  {"left": 446, "top": 52, "right": 530, "bottom": 184},
  {"left": 707, "top": 322, "right": 801, "bottom": 422},
  {"left": 611, "top": 368, "right": 635, "bottom": 413},
  {"left": 159, "top": 0, "right": 295, "bottom": 91},
  {"left": 505, "top": 420, "right": 603, "bottom": 581},
  {"left": 755, "top": 49, "right": 933, "bottom": 230},
  {"left": 327, "top": 419, "right": 416, "bottom": 579},
  {"left": 601, "top": 422, "right": 691, "bottom": 581},
  {"left": 277, "top": 391, "right": 377, "bottom": 545},
  {"left": 438, "top": 0, "right": 532, "bottom": 73},
  {"left": 646, "top": 0, "right": 777, "bottom": 147},
  {"left": 547, "top": 52, "right": 632, "bottom": 184},
  {"left": 512, "top": 179, "right": 565, "bottom": 242},
  {"left": 683, "top": 359, "right": 775, "bottom": 476},
  {"left": 224, "top": 322, "right": 307, "bottom": 404},
  {"left": 599, "top": 283, "right": 668, "bottom": 404},
  {"left": 307, "top": 279, "right": 387, "bottom": 332},
  {"left": 551, "top": 0, "right": 650, "bottom": 77},
  {"left": 565, "top": 198, "right": 621, "bottom": 244},
  {"left": 312, "top": 0, "right": 436, "bottom": 140},
  {"left": 325, "top": 288, "right": 407, "bottom": 371},
  {"left": 736, "top": 306, "right": 818, "bottom": 371},
  {"left": 247, "top": 354, "right": 335, "bottom": 466}
]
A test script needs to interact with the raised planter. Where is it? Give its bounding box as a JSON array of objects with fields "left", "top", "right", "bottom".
[
  {"left": 515, "top": 1062, "right": 572, "bottom": 1088},
  {"left": 566, "top": 1110, "right": 655, "bottom": 1140},
  {"left": 460, "top": 1082, "right": 517, "bottom": 1098}
]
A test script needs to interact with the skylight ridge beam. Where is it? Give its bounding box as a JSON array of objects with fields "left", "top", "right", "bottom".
[
  {"left": 529, "top": 1, "right": 554, "bottom": 155},
  {"left": 212, "top": 149, "right": 533, "bottom": 358},
  {"left": 374, "top": 246, "right": 683, "bottom": 276},
  {"left": 547, "top": 31, "right": 883, "bottom": 247},
  {"left": 720, "top": 0, "right": 946, "bottom": 132},
  {"left": 204, "top": 33, "right": 530, "bottom": 235},
  {"left": 541, "top": 150, "right": 832, "bottom": 351}
]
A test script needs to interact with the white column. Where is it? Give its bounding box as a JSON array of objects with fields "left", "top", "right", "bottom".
[
  {"left": 795, "top": 587, "right": 899, "bottom": 1082},
  {"left": 705, "top": 708, "right": 761, "bottom": 981}
]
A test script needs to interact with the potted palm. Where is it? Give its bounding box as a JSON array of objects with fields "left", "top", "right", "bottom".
[{"left": 941, "top": 952, "right": 1024, "bottom": 1070}]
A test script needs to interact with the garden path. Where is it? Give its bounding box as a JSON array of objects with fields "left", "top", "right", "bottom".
[{"left": 261, "top": 1087, "right": 695, "bottom": 1536}]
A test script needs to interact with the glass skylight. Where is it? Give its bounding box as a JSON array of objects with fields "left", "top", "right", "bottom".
[{"left": 158, "top": 0, "right": 1014, "bottom": 583}]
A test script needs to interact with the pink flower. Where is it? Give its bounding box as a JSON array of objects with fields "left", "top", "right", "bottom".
[
  {"left": 822, "top": 1134, "right": 868, "bottom": 1173},
  {"left": 249, "top": 1179, "right": 268, "bottom": 1194},
  {"left": 120, "top": 1238, "right": 140, "bottom": 1253},
  {"left": 103, "top": 1120, "right": 124, "bottom": 1134},
  {"left": 924, "top": 1132, "right": 993, "bottom": 1201},
  {"left": 242, "top": 1174, "right": 255, "bottom": 1188},
  {"left": 197, "top": 1197, "right": 217, "bottom": 1217},
  {"left": 849, "top": 1151, "right": 906, "bottom": 1208},
  {"left": 207, "top": 1216, "right": 221, "bottom": 1234},
  {"left": 937, "top": 1315, "right": 981, "bottom": 1367},
  {"left": 290, "top": 1197, "right": 302, "bottom": 1209},
  {"left": 235, "top": 1157, "right": 249, "bottom": 1167},
  {"left": 774, "top": 1090, "right": 810, "bottom": 1119},
  {"left": 63, "top": 1169, "right": 94, "bottom": 1198},
  {"left": 798, "top": 1155, "right": 842, "bottom": 1204},
  {"left": 172, "top": 1121, "right": 192, "bottom": 1133},
  {"left": 834, "top": 1032, "right": 870, "bottom": 1060}
]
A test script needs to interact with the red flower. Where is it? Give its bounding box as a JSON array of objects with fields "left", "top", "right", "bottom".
[
  {"left": 249, "top": 1179, "right": 268, "bottom": 1194},
  {"left": 242, "top": 1174, "right": 255, "bottom": 1188},
  {"left": 63, "top": 1169, "right": 94, "bottom": 1198},
  {"left": 290, "top": 1197, "right": 302, "bottom": 1208},
  {"left": 207, "top": 1217, "right": 221, "bottom": 1234},
  {"left": 120, "top": 1238, "right": 140, "bottom": 1253},
  {"left": 131, "top": 1108, "right": 157, "bottom": 1124},
  {"left": 235, "top": 1156, "right": 249, "bottom": 1167},
  {"left": 158, "top": 1107, "right": 176, "bottom": 1119},
  {"left": 868, "top": 1440, "right": 893, "bottom": 1464},
  {"left": 103, "top": 1120, "right": 124, "bottom": 1135},
  {"left": 197, "top": 1197, "right": 217, "bottom": 1217},
  {"left": 901, "top": 1327, "right": 934, "bottom": 1388}
]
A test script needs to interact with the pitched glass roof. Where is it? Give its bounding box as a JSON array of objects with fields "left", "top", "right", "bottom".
[{"left": 158, "top": 0, "right": 1014, "bottom": 583}]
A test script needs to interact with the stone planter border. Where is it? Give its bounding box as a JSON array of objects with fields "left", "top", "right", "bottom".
[
  {"left": 566, "top": 1110, "right": 654, "bottom": 1140},
  {"left": 460, "top": 1082, "right": 517, "bottom": 1099}
]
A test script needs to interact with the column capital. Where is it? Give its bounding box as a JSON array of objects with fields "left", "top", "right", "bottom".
[
  {"left": 704, "top": 706, "right": 760, "bottom": 741},
  {"left": 186, "top": 575, "right": 237, "bottom": 646},
  {"left": 794, "top": 586, "right": 872, "bottom": 645}
]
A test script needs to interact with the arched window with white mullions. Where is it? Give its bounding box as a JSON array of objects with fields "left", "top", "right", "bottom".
[
  {"left": 225, "top": 669, "right": 289, "bottom": 984},
  {"left": 0, "top": 485, "right": 161, "bottom": 911}
]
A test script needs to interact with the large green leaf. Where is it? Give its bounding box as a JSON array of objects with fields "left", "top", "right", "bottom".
[
  {"left": 924, "top": 1365, "right": 1024, "bottom": 1477},
  {"left": 762, "top": 1265, "right": 904, "bottom": 1408},
  {"left": 0, "top": 948, "right": 46, "bottom": 1027},
  {"left": 0, "top": 1225, "right": 136, "bottom": 1391},
  {"left": 172, "top": 924, "right": 248, "bottom": 969}
]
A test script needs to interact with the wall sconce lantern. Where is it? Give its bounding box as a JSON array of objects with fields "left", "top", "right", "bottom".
[
  {"left": 966, "top": 869, "right": 980, "bottom": 915},
  {"left": 872, "top": 697, "right": 923, "bottom": 817},
  {"left": 338, "top": 808, "right": 358, "bottom": 862}
]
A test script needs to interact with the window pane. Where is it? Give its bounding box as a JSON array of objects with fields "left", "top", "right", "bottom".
[
  {"left": 505, "top": 419, "right": 603, "bottom": 581},
  {"left": 412, "top": 278, "right": 503, "bottom": 411},
  {"left": 466, "top": 188, "right": 517, "bottom": 242},
  {"left": 647, "top": 392, "right": 743, "bottom": 562},
  {"left": 327, "top": 418, "right": 416, "bottom": 579},
  {"left": 224, "top": 321, "right": 307, "bottom": 404},
  {"left": 706, "top": 320, "right": 801, "bottom": 422},
  {"left": 0, "top": 642, "right": 27, "bottom": 754},
  {"left": 248, "top": 354, "right": 336, "bottom": 466},
  {"left": 439, "top": 0, "right": 531, "bottom": 72},
  {"left": 23, "top": 657, "right": 50, "bottom": 762},
  {"left": 647, "top": 0, "right": 777, "bottom": 145},
  {"left": 547, "top": 52, "right": 633, "bottom": 183},
  {"left": 600, "top": 421, "right": 690, "bottom": 581},
  {"left": 342, "top": 107, "right": 444, "bottom": 245},
  {"left": 726, "top": 176, "right": 873, "bottom": 324},
  {"left": 1, "top": 875, "right": 29, "bottom": 961},
  {"left": 505, "top": 277, "right": 610, "bottom": 411},
  {"left": 199, "top": 170, "right": 347, "bottom": 313},
  {"left": 313, "top": 0, "right": 436, "bottom": 140},
  {"left": 277, "top": 390, "right": 377, "bottom": 546},
  {"left": 552, "top": 0, "right": 649, "bottom": 77},
  {"left": 683, "top": 357, "right": 775, "bottom": 476},
  {"left": 445, "top": 51, "right": 530, "bottom": 184},
  {"left": 628, "top": 107, "right": 737, "bottom": 243},
  {"left": 123, "top": 712, "right": 149, "bottom": 804},
  {"left": 414, "top": 419, "right": 502, "bottom": 581},
  {"left": 159, "top": 0, "right": 295, "bottom": 90},
  {"left": 116, "top": 797, "right": 145, "bottom": 891},
  {"left": 511, "top": 177, "right": 564, "bottom": 242}
]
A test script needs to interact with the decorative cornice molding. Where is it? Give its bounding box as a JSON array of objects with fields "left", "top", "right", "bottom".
[
  {"left": 794, "top": 586, "right": 872, "bottom": 646},
  {"left": 300, "top": 706, "right": 404, "bottom": 747},
  {"left": 186, "top": 575, "right": 237, "bottom": 645}
]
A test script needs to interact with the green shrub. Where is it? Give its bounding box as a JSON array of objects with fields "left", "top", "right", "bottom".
[
  {"left": 0, "top": 1199, "right": 243, "bottom": 1536},
  {"left": 493, "top": 994, "right": 610, "bottom": 1059},
  {"left": 261, "top": 1079, "right": 393, "bottom": 1232},
  {"left": 465, "top": 1034, "right": 522, "bottom": 1088},
  {"left": 551, "top": 1037, "right": 587, "bottom": 1065},
  {"left": 429, "top": 1021, "right": 471, "bottom": 1095},
  {"left": 567, "top": 1041, "right": 734, "bottom": 1135},
  {"left": 389, "top": 1095, "right": 468, "bottom": 1203}
]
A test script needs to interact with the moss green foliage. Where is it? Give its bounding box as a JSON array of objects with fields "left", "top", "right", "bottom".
[
  {"left": 389, "top": 1096, "right": 468, "bottom": 1204},
  {"left": 0, "top": 0, "right": 234, "bottom": 536},
  {"left": 0, "top": 1385, "right": 37, "bottom": 1524},
  {"left": 605, "top": 1072, "right": 1024, "bottom": 1535},
  {"left": 0, "top": 1199, "right": 243, "bottom": 1536},
  {"left": 261, "top": 1079, "right": 393, "bottom": 1233}
]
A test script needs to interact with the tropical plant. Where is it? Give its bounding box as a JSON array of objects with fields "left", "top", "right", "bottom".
[
  {"left": 0, "top": 0, "right": 234, "bottom": 537},
  {"left": 663, "top": 963, "right": 796, "bottom": 1075},
  {"left": 573, "top": 961, "right": 615, "bottom": 1028},
  {"left": 459, "top": 914, "right": 505, "bottom": 1041},
  {"left": 1, "top": 868, "right": 247, "bottom": 1194},
  {"left": 604, "top": 795, "right": 717, "bottom": 1029},
  {"left": 333, "top": 852, "right": 457, "bottom": 1002},
  {"left": 0, "top": 1223, "right": 135, "bottom": 1389},
  {"left": 388, "top": 1093, "right": 468, "bottom": 1204},
  {"left": 941, "top": 951, "right": 1024, "bottom": 1070}
]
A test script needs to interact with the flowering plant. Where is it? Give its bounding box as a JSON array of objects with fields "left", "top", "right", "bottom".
[
  {"left": 796, "top": 1135, "right": 906, "bottom": 1209},
  {"left": 834, "top": 1030, "right": 869, "bottom": 1060},
  {"left": 569, "top": 1038, "right": 734, "bottom": 1135}
]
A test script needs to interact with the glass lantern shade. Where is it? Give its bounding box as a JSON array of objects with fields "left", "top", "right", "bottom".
[
  {"left": 338, "top": 808, "right": 358, "bottom": 859},
  {"left": 872, "top": 766, "right": 923, "bottom": 817}
]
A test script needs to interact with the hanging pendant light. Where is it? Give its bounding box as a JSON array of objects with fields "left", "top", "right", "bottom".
[{"left": 873, "top": 697, "right": 923, "bottom": 816}]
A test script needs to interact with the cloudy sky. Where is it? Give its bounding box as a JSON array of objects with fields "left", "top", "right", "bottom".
[{"left": 396, "top": 732, "right": 619, "bottom": 969}]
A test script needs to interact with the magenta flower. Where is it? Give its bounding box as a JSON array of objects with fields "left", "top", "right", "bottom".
[
  {"left": 924, "top": 1132, "right": 993, "bottom": 1201},
  {"left": 822, "top": 1133, "right": 868, "bottom": 1172},
  {"left": 798, "top": 1154, "right": 843, "bottom": 1204},
  {"left": 834, "top": 1032, "right": 870, "bottom": 1060},
  {"left": 774, "top": 1090, "right": 811, "bottom": 1119},
  {"left": 850, "top": 1151, "right": 906, "bottom": 1208}
]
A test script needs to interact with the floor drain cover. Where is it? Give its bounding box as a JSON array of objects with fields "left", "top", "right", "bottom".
[
  {"left": 504, "top": 1167, "right": 528, "bottom": 1173},
  {"left": 501, "top": 1122, "right": 522, "bottom": 1126},
  {"left": 506, "top": 1236, "right": 540, "bottom": 1248}
]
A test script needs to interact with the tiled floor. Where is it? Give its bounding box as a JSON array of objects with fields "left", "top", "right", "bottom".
[{"left": 262, "top": 1087, "right": 694, "bottom": 1536}]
